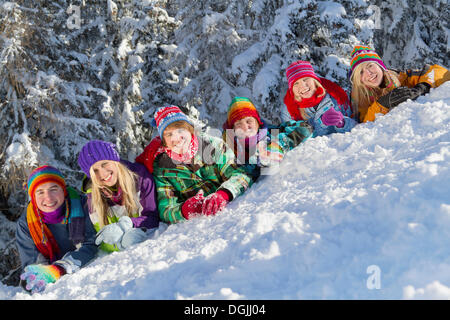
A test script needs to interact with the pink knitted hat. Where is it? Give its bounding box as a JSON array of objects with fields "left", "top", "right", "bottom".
[{"left": 286, "top": 61, "right": 321, "bottom": 90}]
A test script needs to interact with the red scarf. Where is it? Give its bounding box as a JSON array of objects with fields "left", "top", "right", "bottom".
[{"left": 284, "top": 77, "right": 349, "bottom": 121}]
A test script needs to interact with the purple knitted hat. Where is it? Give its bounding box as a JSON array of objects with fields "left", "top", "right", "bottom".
[
  {"left": 286, "top": 61, "right": 321, "bottom": 91},
  {"left": 77, "top": 140, "right": 120, "bottom": 177}
]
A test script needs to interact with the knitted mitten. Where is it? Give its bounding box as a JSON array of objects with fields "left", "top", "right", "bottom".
[
  {"left": 95, "top": 216, "right": 133, "bottom": 246},
  {"left": 181, "top": 190, "right": 205, "bottom": 219},
  {"left": 201, "top": 190, "right": 230, "bottom": 216},
  {"left": 20, "top": 264, "right": 65, "bottom": 294},
  {"left": 321, "top": 108, "right": 344, "bottom": 127}
]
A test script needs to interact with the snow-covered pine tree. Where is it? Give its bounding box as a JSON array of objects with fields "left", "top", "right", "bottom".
[
  {"left": 1, "top": 0, "right": 448, "bottom": 287},
  {"left": 371, "top": 0, "right": 449, "bottom": 70},
  {"left": 166, "top": 0, "right": 382, "bottom": 126},
  {"left": 0, "top": 0, "right": 179, "bottom": 285}
]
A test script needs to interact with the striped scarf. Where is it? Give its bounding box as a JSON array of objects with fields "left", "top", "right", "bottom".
[{"left": 27, "top": 186, "right": 85, "bottom": 262}]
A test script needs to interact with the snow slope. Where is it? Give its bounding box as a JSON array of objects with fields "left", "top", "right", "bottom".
[{"left": 1, "top": 83, "right": 450, "bottom": 300}]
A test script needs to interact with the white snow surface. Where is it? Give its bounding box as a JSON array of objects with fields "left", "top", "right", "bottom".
[{"left": 1, "top": 83, "right": 450, "bottom": 300}]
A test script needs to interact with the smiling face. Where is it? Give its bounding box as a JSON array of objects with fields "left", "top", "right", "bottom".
[
  {"left": 292, "top": 77, "right": 317, "bottom": 101},
  {"left": 34, "top": 182, "right": 65, "bottom": 213},
  {"left": 163, "top": 126, "right": 192, "bottom": 154},
  {"left": 91, "top": 160, "right": 119, "bottom": 187},
  {"left": 360, "top": 62, "right": 384, "bottom": 87},
  {"left": 233, "top": 116, "right": 260, "bottom": 138}
]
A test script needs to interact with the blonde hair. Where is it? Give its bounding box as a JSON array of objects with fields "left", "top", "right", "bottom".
[
  {"left": 293, "top": 78, "right": 326, "bottom": 120},
  {"left": 89, "top": 161, "right": 138, "bottom": 228},
  {"left": 350, "top": 62, "right": 401, "bottom": 117},
  {"left": 161, "top": 120, "right": 195, "bottom": 147}
]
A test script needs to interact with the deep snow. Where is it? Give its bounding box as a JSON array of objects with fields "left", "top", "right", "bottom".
[{"left": 1, "top": 82, "right": 450, "bottom": 300}]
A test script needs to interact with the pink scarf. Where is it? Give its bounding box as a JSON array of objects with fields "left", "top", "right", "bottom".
[{"left": 164, "top": 134, "right": 199, "bottom": 163}]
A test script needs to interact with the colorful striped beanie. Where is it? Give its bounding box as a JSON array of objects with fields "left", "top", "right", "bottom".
[
  {"left": 226, "top": 97, "right": 263, "bottom": 129},
  {"left": 349, "top": 45, "right": 387, "bottom": 81},
  {"left": 27, "top": 165, "right": 67, "bottom": 201},
  {"left": 151, "top": 105, "right": 193, "bottom": 138},
  {"left": 286, "top": 61, "right": 321, "bottom": 91},
  {"left": 77, "top": 140, "right": 120, "bottom": 177}
]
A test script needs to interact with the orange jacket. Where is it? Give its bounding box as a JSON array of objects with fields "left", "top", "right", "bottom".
[{"left": 356, "top": 64, "right": 449, "bottom": 123}]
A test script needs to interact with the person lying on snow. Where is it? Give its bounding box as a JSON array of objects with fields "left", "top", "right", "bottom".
[
  {"left": 222, "top": 96, "right": 313, "bottom": 181},
  {"left": 16, "top": 165, "right": 98, "bottom": 294},
  {"left": 136, "top": 105, "right": 253, "bottom": 224},
  {"left": 281, "top": 60, "right": 357, "bottom": 136},
  {"left": 78, "top": 140, "right": 159, "bottom": 253},
  {"left": 349, "top": 45, "right": 450, "bottom": 123}
]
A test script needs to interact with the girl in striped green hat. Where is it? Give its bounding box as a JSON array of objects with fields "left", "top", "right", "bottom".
[
  {"left": 349, "top": 45, "right": 449, "bottom": 123},
  {"left": 222, "top": 97, "right": 314, "bottom": 181}
]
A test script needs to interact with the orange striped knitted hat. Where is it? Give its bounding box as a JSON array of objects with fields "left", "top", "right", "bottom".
[
  {"left": 27, "top": 165, "right": 67, "bottom": 201},
  {"left": 349, "top": 45, "right": 387, "bottom": 81},
  {"left": 226, "top": 97, "right": 263, "bottom": 128}
]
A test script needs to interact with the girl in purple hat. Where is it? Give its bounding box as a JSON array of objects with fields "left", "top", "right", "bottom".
[
  {"left": 282, "top": 60, "right": 357, "bottom": 137},
  {"left": 349, "top": 45, "right": 449, "bottom": 123},
  {"left": 77, "top": 140, "right": 159, "bottom": 252}
]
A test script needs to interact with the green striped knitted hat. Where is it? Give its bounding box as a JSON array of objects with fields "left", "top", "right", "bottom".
[{"left": 349, "top": 45, "right": 387, "bottom": 82}]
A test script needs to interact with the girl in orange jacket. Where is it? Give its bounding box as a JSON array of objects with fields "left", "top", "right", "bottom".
[{"left": 349, "top": 45, "right": 449, "bottom": 123}]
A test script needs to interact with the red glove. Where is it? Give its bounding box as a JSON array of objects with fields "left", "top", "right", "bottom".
[
  {"left": 181, "top": 190, "right": 205, "bottom": 219},
  {"left": 201, "top": 190, "right": 230, "bottom": 216}
]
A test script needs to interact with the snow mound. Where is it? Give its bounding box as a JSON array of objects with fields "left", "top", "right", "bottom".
[{"left": 2, "top": 82, "right": 450, "bottom": 300}]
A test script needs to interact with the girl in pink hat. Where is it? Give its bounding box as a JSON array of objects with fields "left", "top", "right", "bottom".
[
  {"left": 77, "top": 140, "right": 159, "bottom": 253},
  {"left": 282, "top": 60, "right": 357, "bottom": 137}
]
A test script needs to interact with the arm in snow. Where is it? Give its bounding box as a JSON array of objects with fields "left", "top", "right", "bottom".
[
  {"left": 214, "top": 139, "right": 253, "bottom": 200},
  {"left": 359, "top": 100, "right": 389, "bottom": 123},
  {"left": 276, "top": 120, "right": 314, "bottom": 151},
  {"left": 334, "top": 116, "right": 357, "bottom": 133},
  {"left": 53, "top": 196, "right": 98, "bottom": 274},
  {"left": 153, "top": 171, "right": 186, "bottom": 224}
]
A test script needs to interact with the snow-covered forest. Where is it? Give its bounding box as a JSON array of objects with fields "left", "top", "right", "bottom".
[{"left": 0, "top": 0, "right": 449, "bottom": 295}]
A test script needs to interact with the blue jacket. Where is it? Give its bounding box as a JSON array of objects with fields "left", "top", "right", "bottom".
[
  {"left": 15, "top": 194, "right": 98, "bottom": 273},
  {"left": 281, "top": 93, "right": 357, "bottom": 137}
]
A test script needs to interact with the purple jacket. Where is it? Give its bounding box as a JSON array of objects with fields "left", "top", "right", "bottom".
[{"left": 123, "top": 160, "right": 159, "bottom": 229}]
